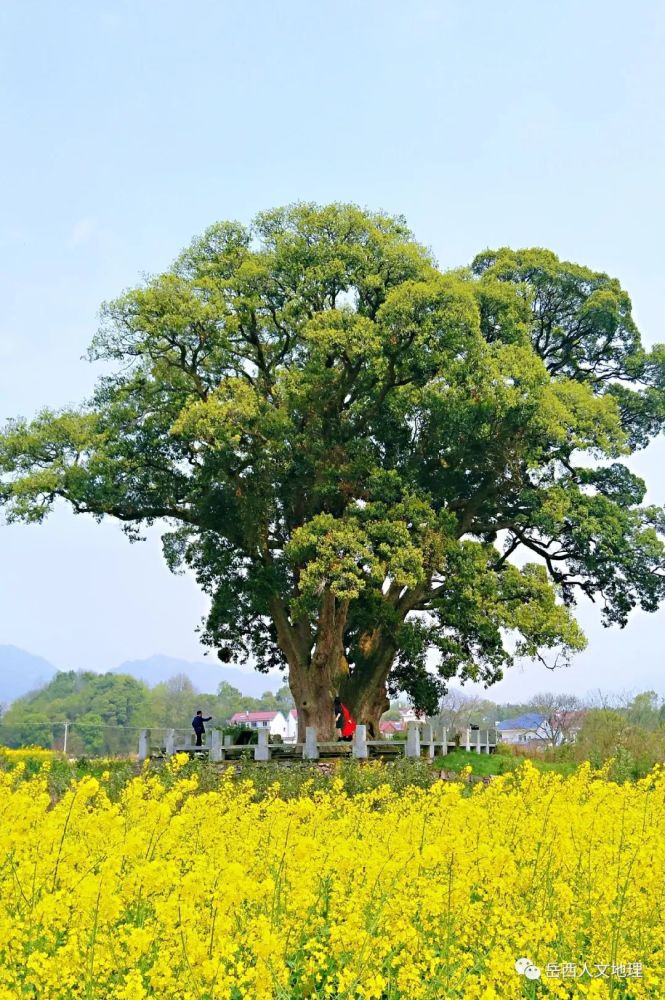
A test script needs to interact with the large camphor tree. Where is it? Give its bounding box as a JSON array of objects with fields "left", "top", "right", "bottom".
[{"left": 2, "top": 204, "right": 665, "bottom": 739}]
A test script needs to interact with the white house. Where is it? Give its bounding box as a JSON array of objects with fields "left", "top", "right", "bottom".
[
  {"left": 399, "top": 706, "right": 425, "bottom": 724},
  {"left": 229, "top": 711, "right": 290, "bottom": 740},
  {"left": 286, "top": 709, "right": 298, "bottom": 742},
  {"left": 496, "top": 712, "right": 548, "bottom": 745}
]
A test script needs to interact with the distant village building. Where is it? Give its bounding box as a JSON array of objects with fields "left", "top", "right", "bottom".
[
  {"left": 557, "top": 710, "right": 586, "bottom": 744},
  {"left": 498, "top": 710, "right": 587, "bottom": 746},
  {"left": 229, "top": 711, "right": 291, "bottom": 740},
  {"left": 497, "top": 712, "right": 548, "bottom": 745},
  {"left": 379, "top": 720, "right": 406, "bottom": 738},
  {"left": 398, "top": 707, "right": 425, "bottom": 724},
  {"left": 228, "top": 709, "right": 299, "bottom": 742}
]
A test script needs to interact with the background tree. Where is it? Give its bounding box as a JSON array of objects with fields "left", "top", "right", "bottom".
[
  {"left": 2, "top": 205, "right": 665, "bottom": 739},
  {"left": 0, "top": 671, "right": 148, "bottom": 754},
  {"left": 623, "top": 690, "right": 662, "bottom": 731},
  {"left": 0, "top": 670, "right": 297, "bottom": 752},
  {"left": 72, "top": 713, "right": 105, "bottom": 756},
  {"left": 574, "top": 708, "right": 627, "bottom": 767},
  {"left": 434, "top": 690, "right": 498, "bottom": 736},
  {"left": 527, "top": 692, "right": 584, "bottom": 745},
  {"left": 147, "top": 674, "right": 199, "bottom": 729},
  {"left": 211, "top": 680, "right": 262, "bottom": 717},
  {"left": 0, "top": 710, "right": 54, "bottom": 749}
]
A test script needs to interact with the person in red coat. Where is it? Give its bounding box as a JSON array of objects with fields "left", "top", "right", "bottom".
[{"left": 334, "top": 696, "right": 356, "bottom": 742}]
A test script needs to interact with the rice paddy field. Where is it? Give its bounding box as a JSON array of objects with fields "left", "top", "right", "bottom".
[{"left": 0, "top": 749, "right": 663, "bottom": 999}]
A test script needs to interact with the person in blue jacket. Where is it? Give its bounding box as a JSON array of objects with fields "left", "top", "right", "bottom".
[{"left": 192, "top": 710, "right": 212, "bottom": 746}]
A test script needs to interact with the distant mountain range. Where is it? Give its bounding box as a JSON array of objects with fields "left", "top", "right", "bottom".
[
  {"left": 0, "top": 646, "right": 284, "bottom": 704},
  {"left": 0, "top": 646, "right": 59, "bottom": 703},
  {"left": 111, "top": 654, "right": 283, "bottom": 699}
]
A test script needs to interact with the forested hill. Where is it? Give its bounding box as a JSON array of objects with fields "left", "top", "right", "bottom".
[{"left": 0, "top": 670, "right": 294, "bottom": 755}]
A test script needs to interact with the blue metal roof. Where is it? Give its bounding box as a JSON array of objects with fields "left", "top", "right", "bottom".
[{"left": 497, "top": 712, "right": 546, "bottom": 731}]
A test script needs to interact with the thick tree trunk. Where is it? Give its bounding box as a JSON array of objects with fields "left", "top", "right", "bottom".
[
  {"left": 275, "top": 590, "right": 350, "bottom": 742},
  {"left": 342, "top": 640, "right": 397, "bottom": 739},
  {"left": 345, "top": 682, "right": 391, "bottom": 740},
  {"left": 289, "top": 667, "right": 392, "bottom": 743},
  {"left": 273, "top": 590, "right": 401, "bottom": 744},
  {"left": 289, "top": 662, "right": 338, "bottom": 742}
]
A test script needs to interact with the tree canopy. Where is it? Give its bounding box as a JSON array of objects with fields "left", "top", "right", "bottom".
[{"left": 2, "top": 203, "right": 665, "bottom": 737}]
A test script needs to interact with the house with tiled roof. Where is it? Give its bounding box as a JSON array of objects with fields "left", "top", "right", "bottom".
[
  {"left": 398, "top": 706, "right": 425, "bottom": 724},
  {"left": 229, "top": 710, "right": 290, "bottom": 740},
  {"left": 379, "top": 720, "right": 406, "bottom": 738},
  {"left": 496, "top": 712, "right": 548, "bottom": 744}
]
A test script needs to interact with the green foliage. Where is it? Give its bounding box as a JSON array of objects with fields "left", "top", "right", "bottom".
[
  {"left": 0, "top": 672, "right": 148, "bottom": 754},
  {"left": 624, "top": 690, "right": 662, "bottom": 731},
  {"left": 606, "top": 745, "right": 637, "bottom": 784},
  {"left": 381, "top": 705, "right": 402, "bottom": 721},
  {"left": 436, "top": 750, "right": 519, "bottom": 776},
  {"left": 2, "top": 205, "right": 665, "bottom": 719},
  {"left": 574, "top": 709, "right": 626, "bottom": 767},
  {"left": 0, "top": 671, "right": 291, "bottom": 755},
  {"left": 0, "top": 711, "right": 54, "bottom": 749},
  {"left": 573, "top": 708, "right": 665, "bottom": 778}
]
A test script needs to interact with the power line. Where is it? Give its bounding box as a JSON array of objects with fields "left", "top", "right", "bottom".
[{"left": 0, "top": 722, "right": 209, "bottom": 732}]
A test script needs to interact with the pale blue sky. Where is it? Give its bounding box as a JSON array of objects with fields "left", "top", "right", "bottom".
[{"left": 1, "top": 0, "right": 664, "bottom": 700}]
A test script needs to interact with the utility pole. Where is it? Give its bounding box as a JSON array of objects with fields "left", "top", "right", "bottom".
[{"left": 63, "top": 721, "right": 69, "bottom": 755}]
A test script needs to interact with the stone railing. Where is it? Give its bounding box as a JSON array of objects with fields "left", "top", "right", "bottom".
[{"left": 138, "top": 724, "right": 497, "bottom": 762}]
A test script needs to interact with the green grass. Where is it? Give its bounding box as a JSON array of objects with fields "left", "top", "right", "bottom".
[{"left": 434, "top": 749, "right": 577, "bottom": 777}]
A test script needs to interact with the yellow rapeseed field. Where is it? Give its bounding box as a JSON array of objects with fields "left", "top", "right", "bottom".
[{"left": 0, "top": 755, "right": 663, "bottom": 999}]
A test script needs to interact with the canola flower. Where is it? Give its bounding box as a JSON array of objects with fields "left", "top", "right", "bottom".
[
  {"left": 0, "top": 756, "right": 663, "bottom": 999},
  {"left": 0, "top": 747, "right": 58, "bottom": 763}
]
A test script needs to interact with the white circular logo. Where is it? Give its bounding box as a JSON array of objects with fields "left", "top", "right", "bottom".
[{"left": 515, "top": 957, "right": 541, "bottom": 979}]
